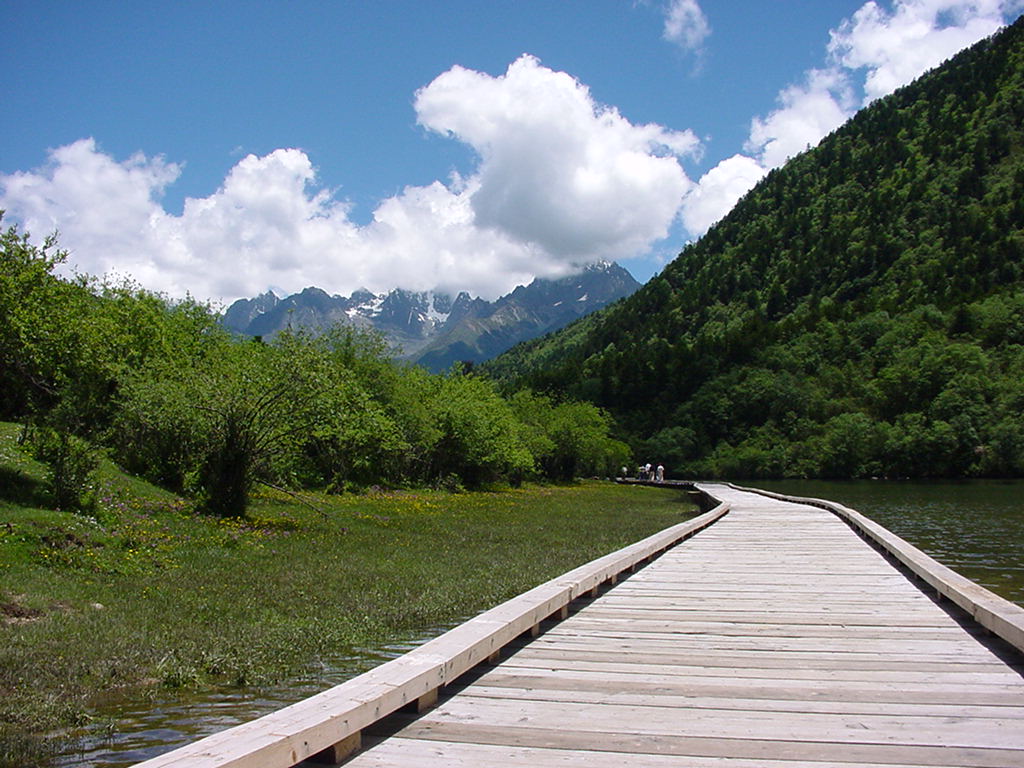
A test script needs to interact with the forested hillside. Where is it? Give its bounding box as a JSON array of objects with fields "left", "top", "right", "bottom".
[{"left": 487, "top": 16, "right": 1024, "bottom": 479}]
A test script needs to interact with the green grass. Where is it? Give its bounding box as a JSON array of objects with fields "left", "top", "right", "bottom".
[{"left": 0, "top": 421, "right": 695, "bottom": 766}]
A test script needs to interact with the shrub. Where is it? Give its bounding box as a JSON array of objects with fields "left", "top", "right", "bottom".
[{"left": 30, "top": 427, "right": 98, "bottom": 512}]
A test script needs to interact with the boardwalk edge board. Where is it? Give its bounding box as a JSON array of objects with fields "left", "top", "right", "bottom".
[
  {"left": 719, "top": 482, "right": 1024, "bottom": 656},
  {"left": 130, "top": 497, "right": 730, "bottom": 768}
]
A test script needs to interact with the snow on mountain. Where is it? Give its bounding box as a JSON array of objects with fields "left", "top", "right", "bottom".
[{"left": 221, "top": 263, "right": 640, "bottom": 370}]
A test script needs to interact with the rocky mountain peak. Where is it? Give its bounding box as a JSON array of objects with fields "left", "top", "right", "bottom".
[{"left": 221, "top": 263, "right": 640, "bottom": 371}]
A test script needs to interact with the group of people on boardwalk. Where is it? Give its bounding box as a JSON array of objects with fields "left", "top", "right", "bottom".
[{"left": 633, "top": 463, "right": 665, "bottom": 482}]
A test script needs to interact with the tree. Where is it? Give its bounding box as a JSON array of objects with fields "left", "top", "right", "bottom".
[
  {"left": 818, "top": 413, "right": 889, "bottom": 478},
  {"left": 0, "top": 218, "right": 81, "bottom": 420},
  {"left": 117, "top": 334, "right": 336, "bottom": 516},
  {"left": 509, "top": 389, "right": 631, "bottom": 480},
  {"left": 428, "top": 374, "right": 533, "bottom": 488}
]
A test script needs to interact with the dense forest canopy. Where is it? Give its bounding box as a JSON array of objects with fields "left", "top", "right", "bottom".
[
  {"left": 486, "top": 16, "right": 1024, "bottom": 480},
  {"left": 0, "top": 223, "right": 629, "bottom": 516}
]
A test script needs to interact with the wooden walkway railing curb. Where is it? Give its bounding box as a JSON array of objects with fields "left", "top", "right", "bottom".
[
  {"left": 132, "top": 495, "right": 729, "bottom": 768},
  {"left": 719, "top": 482, "right": 1024, "bottom": 656}
]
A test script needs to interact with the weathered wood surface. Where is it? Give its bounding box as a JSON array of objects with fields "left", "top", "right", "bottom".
[
  {"left": 728, "top": 481, "right": 1024, "bottom": 654},
  {"left": 345, "top": 484, "right": 1024, "bottom": 768}
]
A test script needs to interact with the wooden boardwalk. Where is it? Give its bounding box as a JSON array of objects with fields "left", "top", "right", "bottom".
[{"left": 343, "top": 483, "right": 1024, "bottom": 767}]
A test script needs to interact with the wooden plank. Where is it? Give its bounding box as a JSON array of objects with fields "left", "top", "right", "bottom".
[
  {"left": 506, "top": 643, "right": 1018, "bottom": 673},
  {"left": 538, "top": 630, "right": 1009, "bottom": 655},
  {"left": 542, "top": 617, "right": 983, "bottom": 639},
  {"left": 484, "top": 663, "right": 1024, "bottom": 699},
  {"left": 365, "top": 718, "right": 1024, "bottom": 768},
  {"left": 471, "top": 668, "right": 1024, "bottom": 706},
  {"left": 500, "top": 654, "right": 1023, "bottom": 684},
  {"left": 416, "top": 695, "right": 1024, "bottom": 748},
  {"left": 344, "top": 737, "right": 953, "bottom": 768},
  {"left": 459, "top": 684, "right": 1024, "bottom": 719},
  {"left": 572, "top": 608, "right": 961, "bottom": 626}
]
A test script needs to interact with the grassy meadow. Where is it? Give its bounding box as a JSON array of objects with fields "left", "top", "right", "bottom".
[{"left": 0, "top": 421, "right": 694, "bottom": 766}]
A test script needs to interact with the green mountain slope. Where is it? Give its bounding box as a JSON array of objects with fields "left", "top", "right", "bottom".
[{"left": 486, "top": 17, "right": 1024, "bottom": 479}]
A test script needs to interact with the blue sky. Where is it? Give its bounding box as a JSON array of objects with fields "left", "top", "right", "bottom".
[{"left": 2, "top": 1, "right": 1021, "bottom": 304}]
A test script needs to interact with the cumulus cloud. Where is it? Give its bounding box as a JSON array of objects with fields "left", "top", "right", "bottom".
[
  {"left": 1, "top": 56, "right": 699, "bottom": 303},
  {"left": 662, "top": 0, "right": 711, "bottom": 51},
  {"left": 0, "top": 139, "right": 180, "bottom": 269},
  {"left": 746, "top": 68, "right": 855, "bottom": 169},
  {"left": 415, "top": 54, "right": 699, "bottom": 262},
  {"left": 680, "top": 154, "right": 767, "bottom": 236},
  {"left": 678, "top": 0, "right": 1015, "bottom": 236},
  {"left": 0, "top": 140, "right": 544, "bottom": 302},
  {"left": 2, "top": 141, "right": 354, "bottom": 301},
  {"left": 829, "top": 0, "right": 1005, "bottom": 102}
]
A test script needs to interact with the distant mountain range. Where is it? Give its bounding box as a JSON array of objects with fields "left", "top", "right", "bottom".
[{"left": 221, "top": 261, "right": 640, "bottom": 372}]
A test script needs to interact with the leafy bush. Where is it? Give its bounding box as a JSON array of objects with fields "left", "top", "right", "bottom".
[
  {"left": 429, "top": 375, "right": 534, "bottom": 487},
  {"left": 30, "top": 427, "right": 98, "bottom": 512}
]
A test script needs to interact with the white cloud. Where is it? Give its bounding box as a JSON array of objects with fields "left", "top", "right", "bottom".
[
  {"left": 680, "top": 154, "right": 767, "bottom": 235},
  {"left": 1, "top": 141, "right": 357, "bottom": 302},
  {"left": 0, "top": 140, "right": 535, "bottom": 303},
  {"left": 746, "top": 68, "right": 855, "bottom": 169},
  {"left": 663, "top": 0, "right": 711, "bottom": 51},
  {"left": 1, "top": 139, "right": 186, "bottom": 288},
  {"left": 360, "top": 179, "right": 545, "bottom": 298},
  {"left": 830, "top": 0, "right": 1006, "bottom": 102},
  {"left": 416, "top": 55, "right": 699, "bottom": 263},
  {"left": 679, "top": 0, "right": 1014, "bottom": 238},
  {"left": 1, "top": 56, "right": 700, "bottom": 303}
]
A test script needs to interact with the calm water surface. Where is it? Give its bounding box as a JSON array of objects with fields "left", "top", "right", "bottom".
[
  {"left": 55, "top": 633, "right": 451, "bottom": 767},
  {"left": 56, "top": 480, "right": 1023, "bottom": 766}
]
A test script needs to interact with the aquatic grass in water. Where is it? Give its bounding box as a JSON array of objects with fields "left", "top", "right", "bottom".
[{"left": 0, "top": 420, "right": 694, "bottom": 767}]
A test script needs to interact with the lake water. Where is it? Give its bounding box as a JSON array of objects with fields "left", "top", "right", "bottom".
[
  {"left": 55, "top": 479, "right": 1024, "bottom": 766},
  {"left": 55, "top": 636, "right": 440, "bottom": 768}
]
